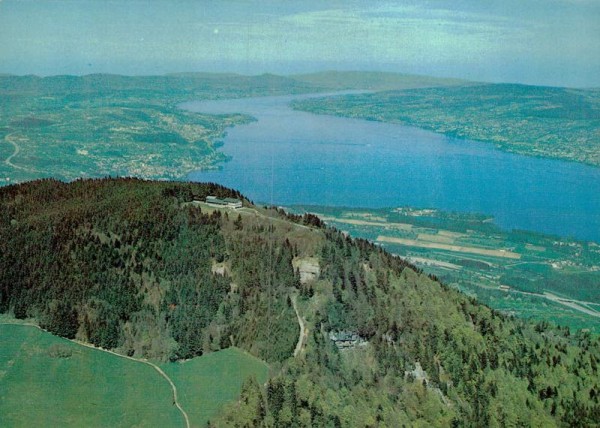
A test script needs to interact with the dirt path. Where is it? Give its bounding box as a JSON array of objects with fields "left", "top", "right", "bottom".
[
  {"left": 73, "top": 341, "right": 190, "bottom": 428},
  {"left": 291, "top": 295, "right": 308, "bottom": 357},
  {"left": 0, "top": 322, "right": 190, "bottom": 428}
]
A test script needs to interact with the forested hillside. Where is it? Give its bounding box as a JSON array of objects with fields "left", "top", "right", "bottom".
[{"left": 1, "top": 178, "right": 599, "bottom": 426}]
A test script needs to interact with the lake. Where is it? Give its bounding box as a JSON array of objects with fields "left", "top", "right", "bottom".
[{"left": 182, "top": 93, "right": 600, "bottom": 242}]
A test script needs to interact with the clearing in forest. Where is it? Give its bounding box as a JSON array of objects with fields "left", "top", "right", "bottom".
[{"left": 0, "top": 323, "right": 269, "bottom": 427}]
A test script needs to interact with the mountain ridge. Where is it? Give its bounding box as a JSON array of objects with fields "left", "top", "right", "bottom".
[{"left": 1, "top": 178, "right": 599, "bottom": 425}]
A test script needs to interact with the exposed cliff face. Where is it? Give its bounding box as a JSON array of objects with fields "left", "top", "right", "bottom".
[
  {"left": 292, "top": 257, "right": 320, "bottom": 284},
  {"left": 1, "top": 178, "right": 599, "bottom": 426}
]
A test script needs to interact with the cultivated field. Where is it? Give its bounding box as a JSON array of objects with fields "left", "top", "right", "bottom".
[{"left": 376, "top": 235, "right": 521, "bottom": 259}]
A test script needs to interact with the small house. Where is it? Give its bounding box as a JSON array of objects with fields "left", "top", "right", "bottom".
[
  {"left": 329, "top": 331, "right": 366, "bottom": 349},
  {"left": 206, "top": 196, "right": 242, "bottom": 209}
]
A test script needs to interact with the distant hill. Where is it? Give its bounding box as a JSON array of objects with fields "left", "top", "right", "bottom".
[
  {"left": 1, "top": 178, "right": 599, "bottom": 426},
  {"left": 291, "top": 70, "right": 469, "bottom": 91},
  {"left": 293, "top": 83, "right": 600, "bottom": 167},
  {"left": 0, "top": 71, "right": 465, "bottom": 96},
  {"left": 0, "top": 72, "right": 330, "bottom": 185},
  {"left": 0, "top": 72, "right": 321, "bottom": 97}
]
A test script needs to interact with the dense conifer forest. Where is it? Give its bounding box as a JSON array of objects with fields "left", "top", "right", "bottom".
[{"left": 1, "top": 178, "right": 599, "bottom": 426}]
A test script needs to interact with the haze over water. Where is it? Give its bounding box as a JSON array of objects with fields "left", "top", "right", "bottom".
[
  {"left": 2, "top": 1, "right": 599, "bottom": 87},
  {"left": 184, "top": 94, "right": 600, "bottom": 242}
]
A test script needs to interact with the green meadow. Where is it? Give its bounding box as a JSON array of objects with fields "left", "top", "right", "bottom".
[
  {"left": 0, "top": 323, "right": 268, "bottom": 427},
  {"left": 162, "top": 348, "right": 269, "bottom": 426},
  {"left": 0, "top": 323, "right": 181, "bottom": 427}
]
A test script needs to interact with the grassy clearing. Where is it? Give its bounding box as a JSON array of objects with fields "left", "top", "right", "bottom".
[
  {"left": 0, "top": 324, "right": 270, "bottom": 427},
  {"left": 161, "top": 347, "right": 269, "bottom": 427},
  {"left": 0, "top": 324, "right": 181, "bottom": 427}
]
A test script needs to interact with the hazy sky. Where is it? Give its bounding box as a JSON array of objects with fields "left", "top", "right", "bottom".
[{"left": 1, "top": 0, "right": 599, "bottom": 87}]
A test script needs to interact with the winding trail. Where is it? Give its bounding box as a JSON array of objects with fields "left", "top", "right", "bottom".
[
  {"left": 73, "top": 341, "right": 191, "bottom": 428},
  {"left": 0, "top": 322, "right": 190, "bottom": 428},
  {"left": 291, "top": 295, "right": 308, "bottom": 357},
  {"left": 4, "top": 134, "right": 26, "bottom": 170}
]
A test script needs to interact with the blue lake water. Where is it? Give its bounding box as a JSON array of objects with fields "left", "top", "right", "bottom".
[{"left": 182, "top": 93, "right": 600, "bottom": 242}]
